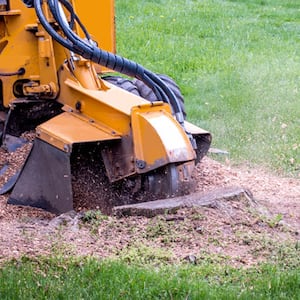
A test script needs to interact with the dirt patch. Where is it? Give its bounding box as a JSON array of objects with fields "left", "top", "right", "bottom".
[{"left": 0, "top": 148, "right": 299, "bottom": 266}]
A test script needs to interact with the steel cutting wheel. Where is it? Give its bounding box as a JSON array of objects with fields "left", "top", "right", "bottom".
[{"left": 143, "top": 162, "right": 195, "bottom": 199}]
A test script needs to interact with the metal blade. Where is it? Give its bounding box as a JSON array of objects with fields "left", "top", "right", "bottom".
[
  {"left": 2, "top": 134, "right": 27, "bottom": 152},
  {"left": 0, "top": 169, "right": 21, "bottom": 195},
  {"left": 8, "top": 138, "right": 73, "bottom": 214}
]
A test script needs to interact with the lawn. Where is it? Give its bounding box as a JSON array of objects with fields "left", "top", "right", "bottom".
[
  {"left": 0, "top": 257, "right": 299, "bottom": 299},
  {"left": 0, "top": 0, "right": 299, "bottom": 299},
  {"left": 116, "top": 0, "right": 300, "bottom": 174}
]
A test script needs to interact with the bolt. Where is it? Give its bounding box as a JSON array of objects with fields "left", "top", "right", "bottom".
[
  {"left": 136, "top": 160, "right": 146, "bottom": 169},
  {"left": 75, "top": 101, "right": 82, "bottom": 111},
  {"left": 63, "top": 144, "right": 70, "bottom": 152}
]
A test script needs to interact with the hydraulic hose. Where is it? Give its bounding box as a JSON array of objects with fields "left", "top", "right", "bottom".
[
  {"left": 32, "top": 0, "right": 188, "bottom": 129},
  {"left": 0, "top": 68, "right": 25, "bottom": 77}
]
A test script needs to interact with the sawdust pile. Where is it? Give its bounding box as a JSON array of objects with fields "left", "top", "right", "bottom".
[
  {"left": 0, "top": 139, "right": 238, "bottom": 215},
  {"left": 0, "top": 139, "right": 299, "bottom": 222},
  {"left": 0, "top": 139, "right": 299, "bottom": 266}
]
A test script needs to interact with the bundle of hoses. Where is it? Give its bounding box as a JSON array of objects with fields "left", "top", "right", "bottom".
[{"left": 22, "top": 0, "right": 189, "bottom": 130}]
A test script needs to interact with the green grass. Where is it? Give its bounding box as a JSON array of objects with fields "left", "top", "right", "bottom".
[
  {"left": 1, "top": 1, "right": 300, "bottom": 299},
  {"left": 0, "top": 257, "right": 299, "bottom": 299},
  {"left": 116, "top": 0, "right": 300, "bottom": 174}
]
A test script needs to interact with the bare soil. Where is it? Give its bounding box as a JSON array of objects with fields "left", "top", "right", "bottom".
[{"left": 0, "top": 145, "right": 299, "bottom": 267}]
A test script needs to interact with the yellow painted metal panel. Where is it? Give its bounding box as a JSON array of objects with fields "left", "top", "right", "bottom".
[
  {"left": 131, "top": 104, "right": 195, "bottom": 173},
  {"left": 73, "top": 0, "right": 115, "bottom": 53},
  {"left": 0, "top": 0, "right": 39, "bottom": 106},
  {"left": 37, "top": 112, "right": 120, "bottom": 151},
  {"left": 184, "top": 120, "right": 211, "bottom": 135},
  {"left": 58, "top": 75, "right": 150, "bottom": 135}
]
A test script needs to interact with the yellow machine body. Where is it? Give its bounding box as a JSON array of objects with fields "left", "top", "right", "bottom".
[
  {"left": 0, "top": 0, "right": 115, "bottom": 106},
  {"left": 0, "top": 0, "right": 211, "bottom": 214}
]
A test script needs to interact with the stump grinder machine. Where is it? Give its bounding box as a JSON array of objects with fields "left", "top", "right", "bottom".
[{"left": 0, "top": 0, "right": 211, "bottom": 214}]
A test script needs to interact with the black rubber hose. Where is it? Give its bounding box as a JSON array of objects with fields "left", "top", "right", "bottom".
[
  {"left": 49, "top": 0, "right": 92, "bottom": 47},
  {"left": 0, "top": 68, "right": 25, "bottom": 77},
  {"left": 142, "top": 73, "right": 172, "bottom": 107},
  {"left": 146, "top": 71, "right": 183, "bottom": 117},
  {"left": 23, "top": 0, "right": 34, "bottom": 8},
  {"left": 58, "top": 0, "right": 91, "bottom": 39},
  {"left": 43, "top": 1, "right": 178, "bottom": 109},
  {"left": 34, "top": 0, "right": 185, "bottom": 124},
  {"left": 34, "top": 0, "right": 73, "bottom": 50}
]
